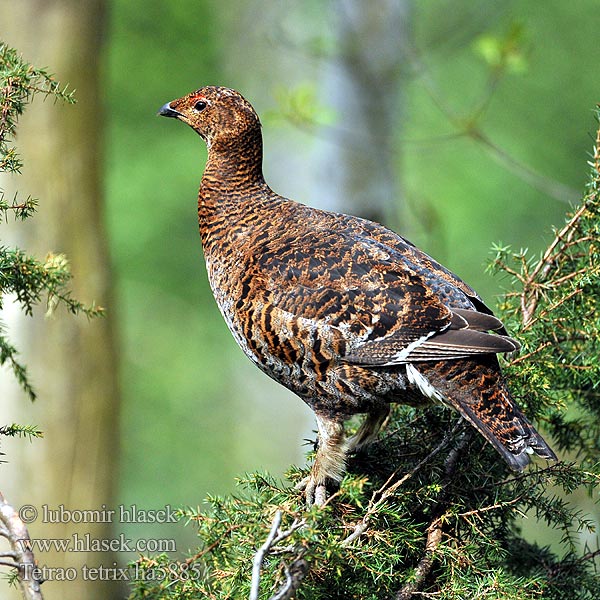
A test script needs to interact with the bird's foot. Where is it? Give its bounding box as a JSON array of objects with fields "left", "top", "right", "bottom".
[
  {"left": 295, "top": 474, "right": 337, "bottom": 507},
  {"left": 295, "top": 415, "right": 346, "bottom": 507}
]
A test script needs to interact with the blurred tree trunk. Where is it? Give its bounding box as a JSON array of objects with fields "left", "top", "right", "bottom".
[
  {"left": 313, "top": 0, "right": 410, "bottom": 225},
  {"left": 0, "top": 2, "right": 121, "bottom": 599},
  {"left": 223, "top": 0, "right": 409, "bottom": 224}
]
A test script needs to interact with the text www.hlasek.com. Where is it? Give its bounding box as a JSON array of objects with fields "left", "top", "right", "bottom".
[{"left": 18, "top": 533, "right": 175, "bottom": 554}]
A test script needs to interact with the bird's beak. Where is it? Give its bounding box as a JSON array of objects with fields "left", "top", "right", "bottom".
[{"left": 158, "top": 102, "right": 183, "bottom": 119}]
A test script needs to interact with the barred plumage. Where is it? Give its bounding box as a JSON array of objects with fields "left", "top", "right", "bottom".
[{"left": 159, "top": 86, "right": 557, "bottom": 505}]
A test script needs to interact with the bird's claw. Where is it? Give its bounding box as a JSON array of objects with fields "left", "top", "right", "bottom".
[
  {"left": 295, "top": 475, "right": 332, "bottom": 507},
  {"left": 294, "top": 476, "right": 309, "bottom": 492}
]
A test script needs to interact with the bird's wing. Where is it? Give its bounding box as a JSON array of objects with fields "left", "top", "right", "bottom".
[
  {"left": 253, "top": 214, "right": 517, "bottom": 366},
  {"left": 348, "top": 214, "right": 506, "bottom": 328}
]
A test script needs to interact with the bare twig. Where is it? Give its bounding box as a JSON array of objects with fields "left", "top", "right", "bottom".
[
  {"left": 250, "top": 511, "right": 307, "bottom": 600},
  {"left": 508, "top": 341, "right": 553, "bottom": 366},
  {"left": 575, "top": 548, "right": 600, "bottom": 565},
  {"left": 0, "top": 491, "right": 43, "bottom": 600},
  {"left": 456, "top": 496, "right": 524, "bottom": 521},
  {"left": 474, "top": 130, "right": 578, "bottom": 205},
  {"left": 545, "top": 546, "right": 600, "bottom": 582},
  {"left": 250, "top": 511, "right": 282, "bottom": 600}
]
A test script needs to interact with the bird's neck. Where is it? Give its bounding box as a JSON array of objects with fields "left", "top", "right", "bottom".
[
  {"left": 198, "top": 130, "right": 275, "bottom": 249},
  {"left": 200, "top": 130, "right": 266, "bottom": 200}
]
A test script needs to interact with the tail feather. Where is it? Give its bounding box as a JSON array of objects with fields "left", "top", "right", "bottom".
[{"left": 410, "top": 355, "right": 557, "bottom": 471}]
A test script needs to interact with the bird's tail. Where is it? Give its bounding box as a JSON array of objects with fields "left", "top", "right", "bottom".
[{"left": 412, "top": 355, "right": 557, "bottom": 471}]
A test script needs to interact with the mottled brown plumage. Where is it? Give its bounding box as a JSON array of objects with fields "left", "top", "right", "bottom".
[{"left": 158, "top": 86, "right": 557, "bottom": 505}]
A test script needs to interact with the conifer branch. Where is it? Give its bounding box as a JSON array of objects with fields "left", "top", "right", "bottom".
[
  {"left": 1, "top": 43, "right": 101, "bottom": 401},
  {"left": 520, "top": 200, "right": 591, "bottom": 326},
  {"left": 342, "top": 419, "right": 464, "bottom": 547},
  {"left": 394, "top": 429, "right": 472, "bottom": 599},
  {"left": 507, "top": 109, "right": 600, "bottom": 329}
]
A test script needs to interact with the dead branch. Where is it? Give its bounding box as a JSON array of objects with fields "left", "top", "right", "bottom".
[
  {"left": 393, "top": 429, "right": 473, "bottom": 600},
  {"left": 395, "top": 521, "right": 443, "bottom": 600},
  {"left": 0, "top": 491, "right": 43, "bottom": 600},
  {"left": 250, "top": 510, "right": 307, "bottom": 600},
  {"left": 250, "top": 511, "right": 282, "bottom": 600},
  {"left": 456, "top": 496, "right": 524, "bottom": 521}
]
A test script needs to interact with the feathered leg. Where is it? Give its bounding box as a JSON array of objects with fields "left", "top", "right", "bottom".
[
  {"left": 296, "top": 414, "right": 347, "bottom": 506},
  {"left": 347, "top": 404, "right": 391, "bottom": 453}
]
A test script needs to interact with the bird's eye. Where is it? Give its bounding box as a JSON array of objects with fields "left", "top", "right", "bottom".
[{"left": 194, "top": 100, "right": 207, "bottom": 112}]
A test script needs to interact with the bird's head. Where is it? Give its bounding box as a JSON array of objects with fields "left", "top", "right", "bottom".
[{"left": 158, "top": 86, "right": 261, "bottom": 150}]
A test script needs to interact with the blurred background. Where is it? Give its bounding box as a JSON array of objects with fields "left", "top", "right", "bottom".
[{"left": 1, "top": 1, "right": 599, "bottom": 598}]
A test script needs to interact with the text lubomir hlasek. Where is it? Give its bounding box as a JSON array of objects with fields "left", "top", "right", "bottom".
[{"left": 38, "top": 504, "right": 178, "bottom": 524}]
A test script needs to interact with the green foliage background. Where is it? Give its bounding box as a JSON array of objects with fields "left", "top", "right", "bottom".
[{"left": 104, "top": 0, "right": 600, "bottom": 551}]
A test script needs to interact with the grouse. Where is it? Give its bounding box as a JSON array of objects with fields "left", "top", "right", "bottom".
[{"left": 158, "top": 86, "right": 557, "bottom": 506}]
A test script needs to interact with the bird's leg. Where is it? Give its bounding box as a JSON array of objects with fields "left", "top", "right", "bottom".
[
  {"left": 296, "top": 415, "right": 347, "bottom": 507},
  {"left": 347, "top": 404, "right": 391, "bottom": 454}
]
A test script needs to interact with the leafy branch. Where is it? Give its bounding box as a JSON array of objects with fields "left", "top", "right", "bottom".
[
  {"left": 406, "top": 26, "right": 579, "bottom": 205},
  {"left": 272, "top": 24, "right": 579, "bottom": 206}
]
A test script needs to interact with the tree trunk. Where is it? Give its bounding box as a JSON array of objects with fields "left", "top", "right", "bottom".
[
  {"left": 0, "top": 2, "right": 121, "bottom": 599},
  {"left": 313, "top": 0, "right": 410, "bottom": 225}
]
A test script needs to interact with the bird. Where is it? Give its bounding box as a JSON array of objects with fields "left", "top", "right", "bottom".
[{"left": 158, "top": 86, "right": 557, "bottom": 506}]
